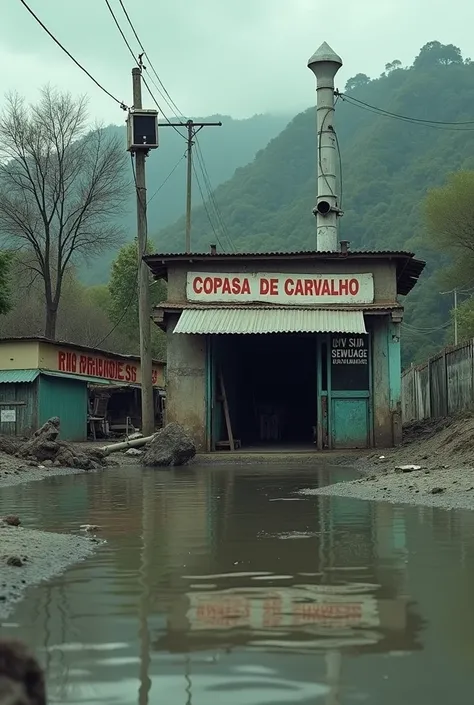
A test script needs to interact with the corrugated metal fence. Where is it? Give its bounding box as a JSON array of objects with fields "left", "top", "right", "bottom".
[{"left": 402, "top": 340, "right": 474, "bottom": 422}]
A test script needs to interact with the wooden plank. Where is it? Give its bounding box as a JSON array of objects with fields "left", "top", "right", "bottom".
[{"left": 218, "top": 368, "right": 235, "bottom": 451}]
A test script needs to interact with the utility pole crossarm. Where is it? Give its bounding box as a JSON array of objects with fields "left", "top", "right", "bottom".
[
  {"left": 161, "top": 122, "right": 223, "bottom": 128},
  {"left": 161, "top": 120, "right": 222, "bottom": 253}
]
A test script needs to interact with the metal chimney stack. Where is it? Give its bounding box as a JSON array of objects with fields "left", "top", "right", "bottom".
[{"left": 308, "top": 42, "right": 343, "bottom": 252}]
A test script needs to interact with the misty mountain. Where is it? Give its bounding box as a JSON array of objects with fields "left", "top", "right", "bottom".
[{"left": 83, "top": 112, "right": 291, "bottom": 283}]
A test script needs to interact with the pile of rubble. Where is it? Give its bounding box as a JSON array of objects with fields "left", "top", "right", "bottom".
[
  {"left": 0, "top": 419, "right": 196, "bottom": 473},
  {"left": 1, "top": 417, "right": 105, "bottom": 471}
]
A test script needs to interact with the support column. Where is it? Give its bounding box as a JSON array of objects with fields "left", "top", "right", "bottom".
[
  {"left": 371, "top": 316, "right": 392, "bottom": 447},
  {"left": 388, "top": 319, "right": 402, "bottom": 445},
  {"left": 166, "top": 314, "right": 207, "bottom": 450}
]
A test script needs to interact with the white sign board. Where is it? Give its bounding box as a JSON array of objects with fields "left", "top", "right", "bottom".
[
  {"left": 1, "top": 409, "right": 16, "bottom": 423},
  {"left": 187, "top": 272, "right": 374, "bottom": 305}
]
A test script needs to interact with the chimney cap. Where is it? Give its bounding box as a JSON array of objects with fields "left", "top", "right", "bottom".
[{"left": 308, "top": 42, "right": 343, "bottom": 72}]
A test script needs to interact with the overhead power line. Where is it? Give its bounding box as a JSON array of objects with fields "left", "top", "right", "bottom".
[
  {"left": 102, "top": 0, "right": 187, "bottom": 140},
  {"left": 18, "top": 0, "right": 128, "bottom": 110},
  {"left": 338, "top": 91, "right": 474, "bottom": 131},
  {"left": 194, "top": 137, "right": 236, "bottom": 252},
  {"left": 191, "top": 159, "right": 227, "bottom": 252},
  {"left": 117, "top": 0, "right": 187, "bottom": 120},
  {"left": 147, "top": 151, "right": 187, "bottom": 204},
  {"left": 103, "top": 0, "right": 137, "bottom": 63}
]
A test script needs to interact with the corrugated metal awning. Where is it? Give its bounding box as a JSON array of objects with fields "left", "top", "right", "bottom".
[
  {"left": 173, "top": 307, "right": 367, "bottom": 335},
  {"left": 0, "top": 369, "right": 39, "bottom": 384}
]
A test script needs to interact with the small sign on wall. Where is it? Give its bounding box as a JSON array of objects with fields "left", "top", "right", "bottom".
[
  {"left": 1, "top": 409, "right": 16, "bottom": 423},
  {"left": 331, "top": 334, "right": 370, "bottom": 391}
]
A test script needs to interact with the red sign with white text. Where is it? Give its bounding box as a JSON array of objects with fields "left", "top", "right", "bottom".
[{"left": 187, "top": 272, "right": 374, "bottom": 305}]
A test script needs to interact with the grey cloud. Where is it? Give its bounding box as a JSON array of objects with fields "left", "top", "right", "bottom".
[{"left": 0, "top": 0, "right": 473, "bottom": 125}]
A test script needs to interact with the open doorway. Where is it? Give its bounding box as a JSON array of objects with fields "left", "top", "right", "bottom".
[{"left": 212, "top": 334, "right": 318, "bottom": 449}]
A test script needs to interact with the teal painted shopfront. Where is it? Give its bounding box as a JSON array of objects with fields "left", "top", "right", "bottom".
[
  {"left": 0, "top": 338, "right": 166, "bottom": 441},
  {"left": 205, "top": 324, "right": 398, "bottom": 451},
  {"left": 0, "top": 370, "right": 87, "bottom": 440}
]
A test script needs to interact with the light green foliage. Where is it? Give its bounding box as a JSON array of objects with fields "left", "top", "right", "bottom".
[
  {"left": 108, "top": 241, "right": 167, "bottom": 359},
  {"left": 453, "top": 298, "right": 474, "bottom": 342},
  {"left": 424, "top": 171, "right": 474, "bottom": 267}
]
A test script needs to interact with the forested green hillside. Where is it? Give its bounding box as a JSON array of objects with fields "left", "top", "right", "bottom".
[{"left": 156, "top": 42, "right": 474, "bottom": 364}]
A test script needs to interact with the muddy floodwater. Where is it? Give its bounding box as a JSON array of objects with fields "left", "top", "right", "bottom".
[{"left": 2, "top": 464, "right": 474, "bottom": 704}]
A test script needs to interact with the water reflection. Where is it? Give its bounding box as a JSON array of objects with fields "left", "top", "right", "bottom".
[{"left": 2, "top": 465, "right": 474, "bottom": 703}]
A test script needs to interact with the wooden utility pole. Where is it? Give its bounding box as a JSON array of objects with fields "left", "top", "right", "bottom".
[
  {"left": 132, "top": 67, "right": 154, "bottom": 436},
  {"left": 162, "top": 119, "right": 222, "bottom": 252},
  {"left": 185, "top": 121, "right": 193, "bottom": 253}
]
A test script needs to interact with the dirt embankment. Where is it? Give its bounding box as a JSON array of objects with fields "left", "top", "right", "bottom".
[
  {"left": 0, "top": 517, "right": 101, "bottom": 620},
  {"left": 302, "top": 414, "right": 474, "bottom": 510}
]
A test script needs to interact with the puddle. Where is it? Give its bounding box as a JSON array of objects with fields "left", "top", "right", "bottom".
[{"left": 1, "top": 464, "right": 474, "bottom": 703}]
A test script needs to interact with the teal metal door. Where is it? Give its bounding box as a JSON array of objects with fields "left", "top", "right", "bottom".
[
  {"left": 38, "top": 374, "right": 88, "bottom": 441},
  {"left": 331, "top": 396, "right": 369, "bottom": 448},
  {"left": 329, "top": 333, "right": 371, "bottom": 450}
]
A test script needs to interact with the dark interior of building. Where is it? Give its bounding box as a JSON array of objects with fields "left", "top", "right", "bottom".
[{"left": 215, "top": 334, "right": 318, "bottom": 448}]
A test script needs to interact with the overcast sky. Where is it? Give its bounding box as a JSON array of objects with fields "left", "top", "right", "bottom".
[{"left": 3, "top": 0, "right": 474, "bottom": 125}]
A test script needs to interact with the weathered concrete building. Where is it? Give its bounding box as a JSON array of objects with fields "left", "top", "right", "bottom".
[{"left": 145, "top": 249, "right": 424, "bottom": 451}]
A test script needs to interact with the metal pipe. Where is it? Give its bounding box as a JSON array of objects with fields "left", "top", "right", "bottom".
[
  {"left": 308, "top": 43, "right": 342, "bottom": 252},
  {"left": 102, "top": 435, "right": 155, "bottom": 455}
]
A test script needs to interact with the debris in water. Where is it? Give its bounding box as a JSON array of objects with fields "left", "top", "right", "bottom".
[
  {"left": 395, "top": 465, "right": 422, "bottom": 473},
  {"left": 80, "top": 524, "right": 101, "bottom": 532}
]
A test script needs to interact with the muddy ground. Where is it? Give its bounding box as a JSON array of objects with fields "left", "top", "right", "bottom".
[
  {"left": 0, "top": 444, "right": 135, "bottom": 489},
  {"left": 0, "top": 522, "right": 101, "bottom": 620},
  {"left": 303, "top": 414, "right": 474, "bottom": 511}
]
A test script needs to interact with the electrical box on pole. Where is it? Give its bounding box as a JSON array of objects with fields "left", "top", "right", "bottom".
[{"left": 127, "top": 109, "right": 159, "bottom": 152}]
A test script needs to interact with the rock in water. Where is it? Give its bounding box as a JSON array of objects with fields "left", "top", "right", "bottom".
[{"left": 141, "top": 423, "right": 196, "bottom": 467}]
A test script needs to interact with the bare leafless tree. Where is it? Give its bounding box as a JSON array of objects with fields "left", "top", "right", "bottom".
[{"left": 0, "top": 86, "right": 128, "bottom": 339}]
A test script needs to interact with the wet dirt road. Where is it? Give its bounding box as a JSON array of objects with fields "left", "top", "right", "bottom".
[{"left": 1, "top": 464, "right": 474, "bottom": 704}]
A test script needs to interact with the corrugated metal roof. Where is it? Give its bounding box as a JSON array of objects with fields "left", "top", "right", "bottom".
[
  {"left": 144, "top": 250, "right": 426, "bottom": 297},
  {"left": 40, "top": 370, "right": 113, "bottom": 385},
  {"left": 173, "top": 307, "right": 367, "bottom": 335},
  {"left": 146, "top": 249, "right": 417, "bottom": 258},
  {"left": 0, "top": 369, "right": 39, "bottom": 384},
  {"left": 156, "top": 302, "right": 403, "bottom": 311}
]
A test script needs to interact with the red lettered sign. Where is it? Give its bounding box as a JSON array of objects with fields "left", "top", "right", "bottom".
[{"left": 187, "top": 272, "right": 374, "bottom": 305}]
